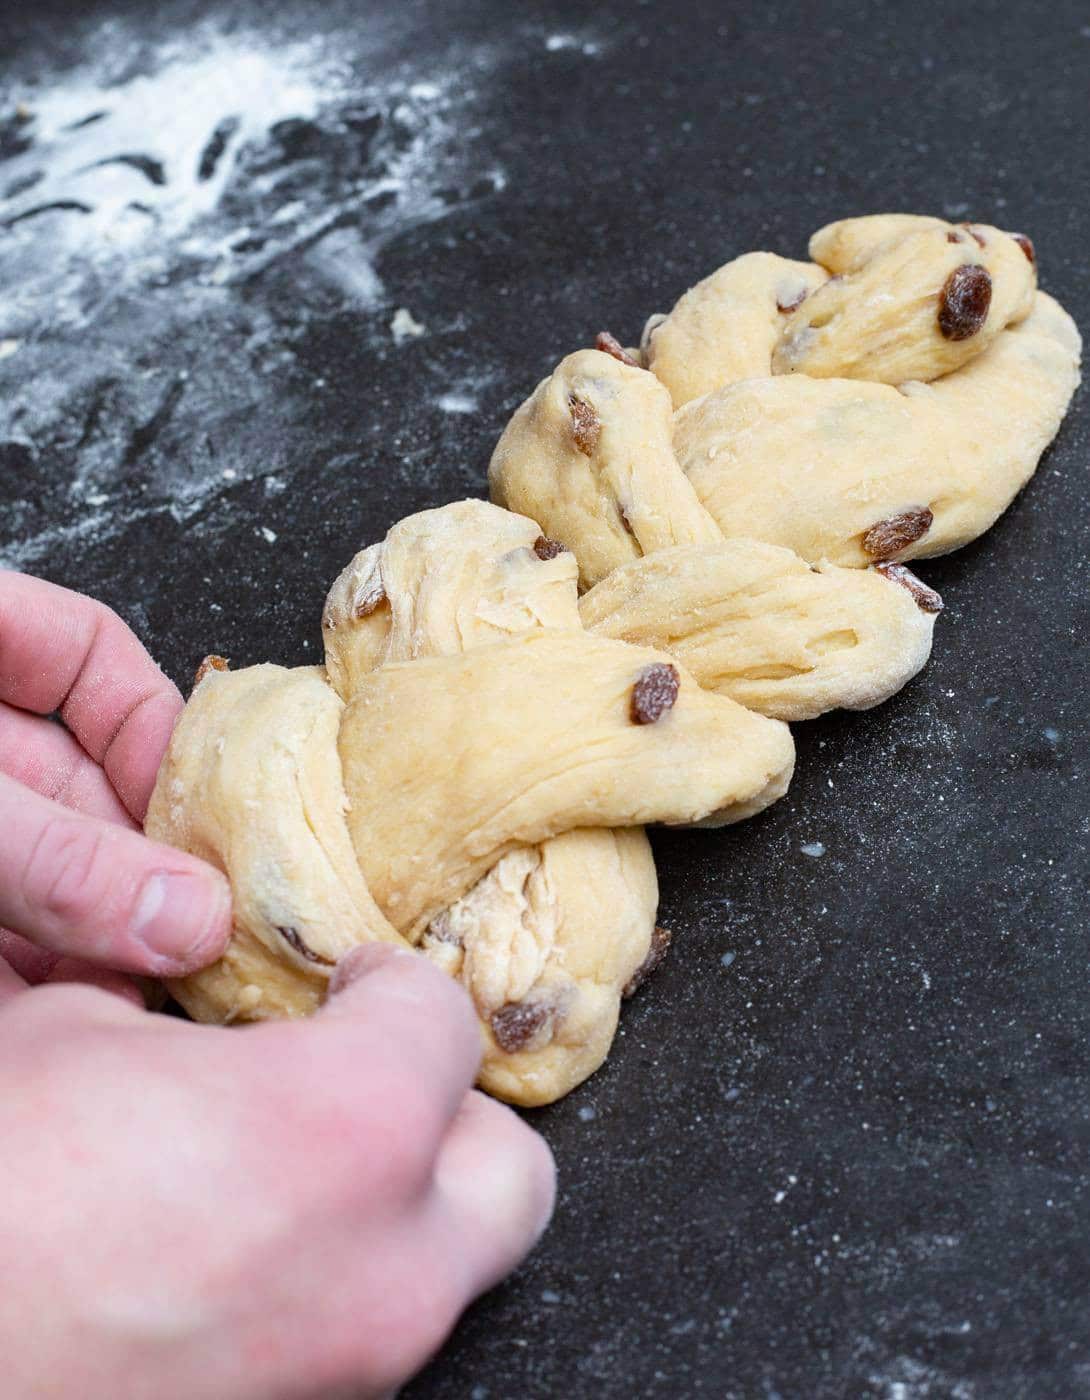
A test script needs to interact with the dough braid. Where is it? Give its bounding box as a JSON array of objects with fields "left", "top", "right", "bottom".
[
  {"left": 147, "top": 501, "right": 793, "bottom": 1104},
  {"left": 490, "top": 215, "right": 1079, "bottom": 719},
  {"left": 147, "top": 213, "right": 1079, "bottom": 1104}
]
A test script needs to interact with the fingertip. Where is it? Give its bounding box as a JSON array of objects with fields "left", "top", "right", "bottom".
[
  {"left": 107, "top": 685, "right": 185, "bottom": 822},
  {"left": 324, "top": 943, "right": 477, "bottom": 1042},
  {"left": 480, "top": 1095, "right": 557, "bottom": 1244},
  {"left": 326, "top": 942, "right": 416, "bottom": 998},
  {"left": 130, "top": 857, "right": 233, "bottom": 975}
]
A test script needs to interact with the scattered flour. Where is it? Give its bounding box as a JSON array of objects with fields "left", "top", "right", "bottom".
[
  {"left": 544, "top": 34, "right": 602, "bottom": 56},
  {"left": 390, "top": 307, "right": 427, "bottom": 343},
  {"left": 0, "top": 13, "right": 515, "bottom": 570},
  {"left": 436, "top": 390, "right": 478, "bottom": 414}
]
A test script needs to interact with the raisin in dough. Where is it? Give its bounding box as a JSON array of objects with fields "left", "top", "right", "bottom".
[
  {"left": 675, "top": 291, "right": 1080, "bottom": 566},
  {"left": 643, "top": 216, "right": 1077, "bottom": 563},
  {"left": 579, "top": 541, "right": 939, "bottom": 721},
  {"left": 146, "top": 501, "right": 794, "bottom": 1105},
  {"left": 644, "top": 214, "right": 1042, "bottom": 399},
  {"left": 494, "top": 213, "right": 1077, "bottom": 603},
  {"left": 322, "top": 498, "right": 659, "bottom": 1103},
  {"left": 773, "top": 218, "right": 1036, "bottom": 384},
  {"left": 489, "top": 349, "right": 940, "bottom": 719}
]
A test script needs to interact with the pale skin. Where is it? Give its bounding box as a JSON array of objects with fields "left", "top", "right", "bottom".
[{"left": 0, "top": 572, "right": 556, "bottom": 1400}]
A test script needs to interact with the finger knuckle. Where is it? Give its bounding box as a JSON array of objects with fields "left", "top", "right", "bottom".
[
  {"left": 21, "top": 816, "right": 111, "bottom": 928},
  {"left": 362, "top": 1068, "right": 448, "bottom": 1179},
  {"left": 261, "top": 1042, "right": 444, "bottom": 1196}
]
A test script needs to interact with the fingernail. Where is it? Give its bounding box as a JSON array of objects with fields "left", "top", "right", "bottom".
[
  {"left": 131, "top": 869, "right": 231, "bottom": 971},
  {"left": 328, "top": 943, "right": 410, "bottom": 997}
]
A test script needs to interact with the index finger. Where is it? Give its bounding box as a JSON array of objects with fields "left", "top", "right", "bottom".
[{"left": 0, "top": 571, "right": 182, "bottom": 821}]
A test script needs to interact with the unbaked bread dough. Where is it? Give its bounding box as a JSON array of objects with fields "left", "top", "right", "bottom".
[
  {"left": 675, "top": 292, "right": 1080, "bottom": 566},
  {"left": 489, "top": 347, "right": 941, "bottom": 718},
  {"left": 579, "top": 540, "right": 938, "bottom": 721},
  {"left": 644, "top": 252, "right": 830, "bottom": 407},
  {"left": 642, "top": 214, "right": 1041, "bottom": 399},
  {"left": 772, "top": 217, "right": 1036, "bottom": 384},
  {"left": 148, "top": 211, "right": 1080, "bottom": 1106},
  {"left": 147, "top": 500, "right": 794, "bottom": 1105},
  {"left": 489, "top": 348, "right": 720, "bottom": 589}
]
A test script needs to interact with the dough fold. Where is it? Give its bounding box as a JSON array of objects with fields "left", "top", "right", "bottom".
[{"left": 676, "top": 292, "right": 1080, "bottom": 566}]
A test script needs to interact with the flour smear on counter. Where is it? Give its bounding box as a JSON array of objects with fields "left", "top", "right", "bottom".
[{"left": 0, "top": 10, "right": 590, "bottom": 569}]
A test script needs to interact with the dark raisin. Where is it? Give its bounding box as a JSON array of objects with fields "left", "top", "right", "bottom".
[
  {"left": 959, "top": 223, "right": 987, "bottom": 248},
  {"left": 595, "top": 330, "right": 640, "bottom": 367},
  {"left": 277, "top": 925, "right": 334, "bottom": 966},
  {"left": 194, "top": 654, "right": 229, "bottom": 686},
  {"left": 1011, "top": 232, "right": 1035, "bottom": 265},
  {"left": 630, "top": 663, "right": 680, "bottom": 724},
  {"left": 491, "top": 999, "right": 552, "bottom": 1052},
  {"left": 622, "top": 925, "right": 673, "bottom": 998},
  {"left": 875, "top": 562, "right": 944, "bottom": 614},
  {"left": 354, "top": 578, "right": 386, "bottom": 617},
  {"left": 862, "top": 508, "right": 934, "bottom": 560},
  {"left": 938, "top": 265, "right": 991, "bottom": 340},
  {"left": 946, "top": 230, "right": 964, "bottom": 244},
  {"left": 569, "top": 394, "right": 601, "bottom": 455},
  {"left": 533, "top": 535, "right": 568, "bottom": 560}
]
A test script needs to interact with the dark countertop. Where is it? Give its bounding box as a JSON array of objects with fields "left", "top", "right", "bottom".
[{"left": 1, "top": 2, "right": 1087, "bottom": 1395}]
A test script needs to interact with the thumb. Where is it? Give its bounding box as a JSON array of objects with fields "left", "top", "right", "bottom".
[
  {"left": 315, "top": 943, "right": 484, "bottom": 1124},
  {"left": 0, "top": 773, "right": 232, "bottom": 977}
]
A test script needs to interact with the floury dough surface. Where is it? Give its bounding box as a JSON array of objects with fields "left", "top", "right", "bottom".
[
  {"left": 644, "top": 252, "right": 830, "bottom": 408},
  {"left": 579, "top": 541, "right": 938, "bottom": 722},
  {"left": 488, "top": 342, "right": 944, "bottom": 721},
  {"left": 675, "top": 292, "right": 1080, "bottom": 567},
  {"left": 147, "top": 500, "right": 794, "bottom": 1105}
]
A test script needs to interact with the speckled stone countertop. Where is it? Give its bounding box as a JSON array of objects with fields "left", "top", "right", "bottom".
[{"left": 1, "top": 1, "right": 1087, "bottom": 1395}]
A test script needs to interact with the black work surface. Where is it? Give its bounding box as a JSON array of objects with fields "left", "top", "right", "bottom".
[{"left": 1, "top": 1, "right": 1088, "bottom": 1395}]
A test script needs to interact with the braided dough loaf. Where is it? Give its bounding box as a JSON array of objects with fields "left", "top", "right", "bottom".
[
  {"left": 147, "top": 501, "right": 794, "bottom": 1104},
  {"left": 490, "top": 213, "right": 1078, "bottom": 713},
  {"left": 148, "top": 211, "right": 1078, "bottom": 1106}
]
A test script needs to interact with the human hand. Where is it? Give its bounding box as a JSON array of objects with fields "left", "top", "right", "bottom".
[
  {"left": 0, "top": 571, "right": 232, "bottom": 989},
  {"left": 0, "top": 943, "right": 555, "bottom": 1400}
]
